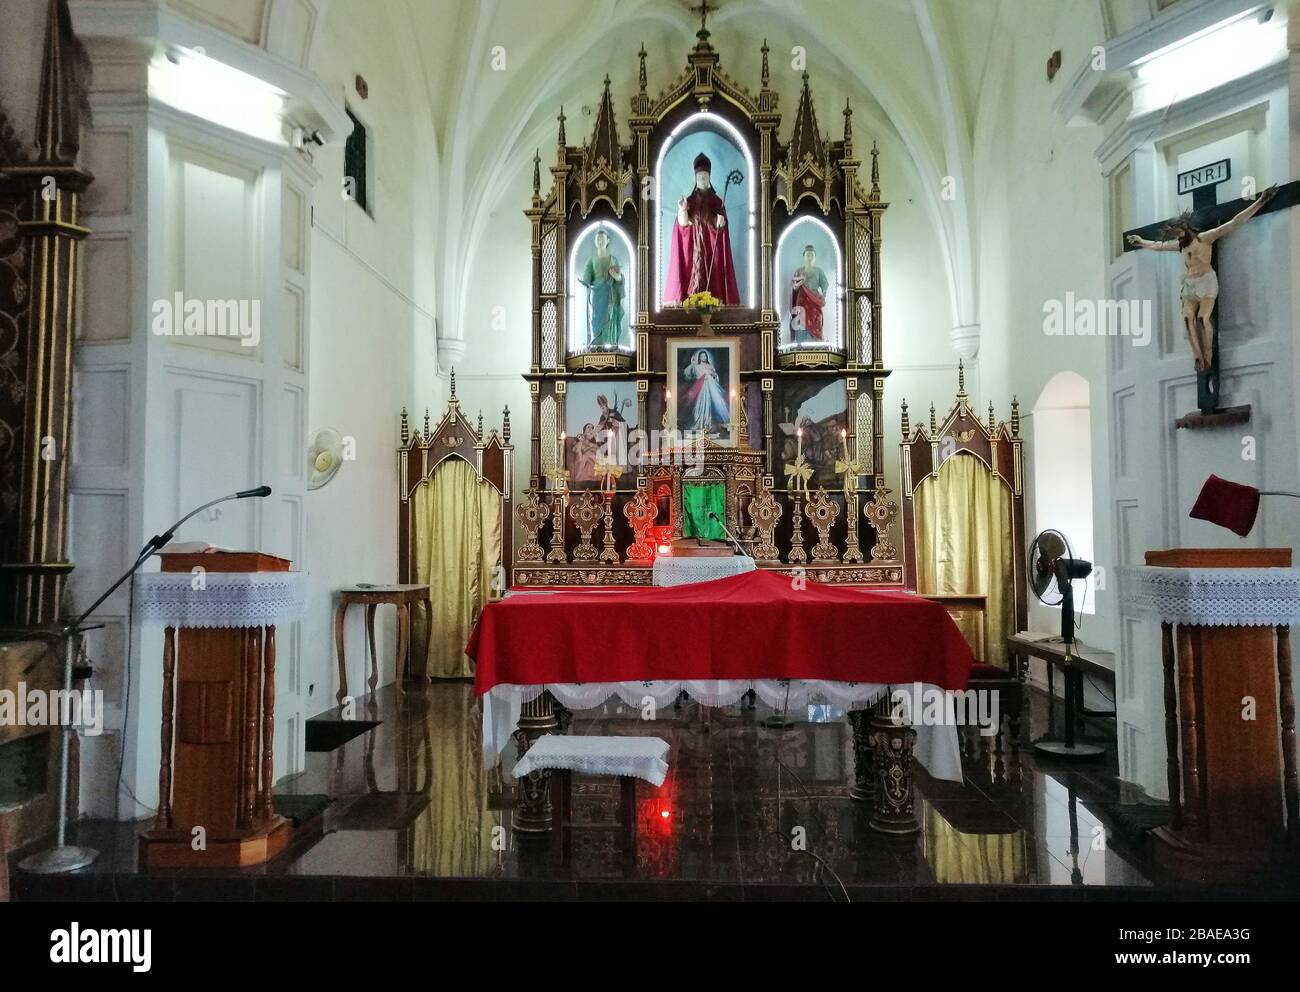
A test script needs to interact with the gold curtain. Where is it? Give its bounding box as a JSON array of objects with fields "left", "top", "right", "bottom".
[
  {"left": 914, "top": 453, "right": 1014, "bottom": 667},
  {"left": 922, "top": 803, "right": 1027, "bottom": 884},
  {"left": 412, "top": 457, "right": 503, "bottom": 678}
]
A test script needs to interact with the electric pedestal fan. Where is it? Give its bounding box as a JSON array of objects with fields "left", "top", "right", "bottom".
[{"left": 1027, "top": 528, "right": 1104, "bottom": 760}]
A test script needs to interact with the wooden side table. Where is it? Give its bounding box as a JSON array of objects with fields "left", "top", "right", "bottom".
[{"left": 334, "top": 584, "right": 432, "bottom": 705}]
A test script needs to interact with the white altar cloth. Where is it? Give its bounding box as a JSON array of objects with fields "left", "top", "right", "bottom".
[
  {"left": 651, "top": 554, "right": 756, "bottom": 587},
  {"left": 514, "top": 735, "right": 671, "bottom": 787},
  {"left": 481, "top": 679, "right": 963, "bottom": 782}
]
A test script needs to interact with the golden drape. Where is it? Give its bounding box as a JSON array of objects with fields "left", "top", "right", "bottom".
[
  {"left": 914, "top": 453, "right": 1014, "bottom": 667},
  {"left": 412, "top": 457, "right": 503, "bottom": 678},
  {"left": 922, "top": 803, "right": 1027, "bottom": 884}
]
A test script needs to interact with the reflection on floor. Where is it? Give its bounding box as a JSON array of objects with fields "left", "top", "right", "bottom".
[{"left": 10, "top": 680, "right": 1284, "bottom": 901}]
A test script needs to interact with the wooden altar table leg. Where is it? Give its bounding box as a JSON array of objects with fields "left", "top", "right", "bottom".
[
  {"left": 395, "top": 602, "right": 409, "bottom": 694},
  {"left": 260, "top": 626, "right": 276, "bottom": 821},
  {"left": 869, "top": 698, "right": 919, "bottom": 836},
  {"left": 158, "top": 626, "right": 176, "bottom": 830},
  {"left": 334, "top": 599, "right": 349, "bottom": 706},
  {"left": 512, "top": 691, "right": 559, "bottom": 836},
  {"left": 848, "top": 709, "right": 875, "bottom": 803},
  {"left": 365, "top": 604, "right": 379, "bottom": 699},
  {"left": 1160, "top": 622, "right": 1183, "bottom": 832},
  {"left": 1278, "top": 625, "right": 1298, "bottom": 845}
]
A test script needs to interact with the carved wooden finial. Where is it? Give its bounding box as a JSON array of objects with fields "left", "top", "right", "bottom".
[
  {"left": 35, "top": 0, "right": 89, "bottom": 166},
  {"left": 843, "top": 98, "right": 853, "bottom": 145},
  {"left": 870, "top": 140, "right": 881, "bottom": 198},
  {"left": 693, "top": 0, "right": 713, "bottom": 47},
  {"left": 532, "top": 149, "right": 541, "bottom": 197},
  {"left": 503, "top": 405, "right": 512, "bottom": 443},
  {"left": 1010, "top": 396, "right": 1021, "bottom": 438},
  {"left": 638, "top": 44, "right": 648, "bottom": 92},
  {"left": 449, "top": 366, "right": 458, "bottom": 402},
  {"left": 929, "top": 402, "right": 937, "bottom": 436},
  {"left": 761, "top": 39, "right": 770, "bottom": 88},
  {"left": 478, "top": 409, "right": 484, "bottom": 440},
  {"left": 957, "top": 357, "right": 966, "bottom": 396},
  {"left": 400, "top": 406, "right": 409, "bottom": 445},
  {"left": 901, "top": 399, "right": 910, "bottom": 437},
  {"left": 557, "top": 106, "right": 567, "bottom": 146},
  {"left": 424, "top": 408, "right": 431, "bottom": 440},
  {"left": 988, "top": 401, "right": 996, "bottom": 432}
]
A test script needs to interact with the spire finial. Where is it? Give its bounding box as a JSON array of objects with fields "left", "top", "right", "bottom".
[
  {"left": 532, "top": 148, "right": 541, "bottom": 197},
  {"left": 988, "top": 401, "right": 996, "bottom": 432},
  {"left": 692, "top": 0, "right": 713, "bottom": 49},
  {"left": 478, "top": 409, "right": 484, "bottom": 440},
  {"left": 450, "top": 366, "right": 457, "bottom": 400},
  {"left": 870, "top": 140, "right": 881, "bottom": 198},
  {"left": 503, "top": 405, "right": 512, "bottom": 443},
  {"left": 638, "top": 44, "right": 648, "bottom": 92},
  {"left": 400, "top": 406, "right": 410, "bottom": 445},
  {"left": 1010, "top": 396, "right": 1021, "bottom": 438},
  {"left": 843, "top": 98, "right": 853, "bottom": 144},
  {"left": 957, "top": 357, "right": 966, "bottom": 396},
  {"left": 557, "top": 105, "right": 567, "bottom": 146},
  {"left": 761, "top": 39, "right": 770, "bottom": 88},
  {"left": 929, "top": 402, "right": 937, "bottom": 436},
  {"left": 424, "top": 408, "right": 431, "bottom": 440},
  {"left": 901, "top": 399, "right": 910, "bottom": 437}
]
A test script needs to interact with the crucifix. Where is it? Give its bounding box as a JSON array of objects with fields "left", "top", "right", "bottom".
[
  {"left": 1124, "top": 178, "right": 1294, "bottom": 420},
  {"left": 691, "top": 0, "right": 714, "bottom": 40}
]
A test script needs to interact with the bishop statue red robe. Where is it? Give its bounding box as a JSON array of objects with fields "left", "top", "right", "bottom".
[{"left": 664, "top": 158, "right": 741, "bottom": 306}]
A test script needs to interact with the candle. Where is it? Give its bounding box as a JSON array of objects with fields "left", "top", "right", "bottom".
[
  {"left": 841, "top": 427, "right": 849, "bottom": 462},
  {"left": 796, "top": 427, "right": 803, "bottom": 459}
]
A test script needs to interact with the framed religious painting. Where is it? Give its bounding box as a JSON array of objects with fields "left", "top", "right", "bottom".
[
  {"left": 666, "top": 337, "right": 740, "bottom": 446},
  {"left": 776, "top": 216, "right": 842, "bottom": 351},
  {"left": 775, "top": 377, "right": 848, "bottom": 489},
  {"left": 567, "top": 220, "right": 636, "bottom": 355},
  {"left": 655, "top": 112, "right": 756, "bottom": 310},
  {"left": 563, "top": 379, "right": 639, "bottom": 489}
]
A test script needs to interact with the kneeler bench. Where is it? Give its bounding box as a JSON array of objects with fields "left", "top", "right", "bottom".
[{"left": 513, "top": 736, "right": 669, "bottom": 864}]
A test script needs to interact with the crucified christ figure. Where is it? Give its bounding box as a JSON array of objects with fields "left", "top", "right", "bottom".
[{"left": 1127, "top": 185, "right": 1277, "bottom": 372}]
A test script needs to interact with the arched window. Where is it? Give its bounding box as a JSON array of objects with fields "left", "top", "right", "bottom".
[{"left": 1032, "top": 371, "right": 1095, "bottom": 614}]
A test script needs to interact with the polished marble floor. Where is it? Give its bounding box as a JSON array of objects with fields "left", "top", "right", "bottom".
[{"left": 10, "top": 681, "right": 1288, "bottom": 901}]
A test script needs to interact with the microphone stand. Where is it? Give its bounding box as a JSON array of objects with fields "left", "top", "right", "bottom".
[
  {"left": 707, "top": 510, "right": 751, "bottom": 558},
  {"left": 19, "top": 486, "right": 271, "bottom": 874}
]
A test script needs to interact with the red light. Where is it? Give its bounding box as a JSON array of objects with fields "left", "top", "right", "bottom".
[
  {"left": 657, "top": 543, "right": 671, "bottom": 555},
  {"left": 660, "top": 809, "right": 670, "bottom": 819}
]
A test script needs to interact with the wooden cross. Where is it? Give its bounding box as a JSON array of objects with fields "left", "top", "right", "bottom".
[{"left": 1123, "top": 180, "right": 1296, "bottom": 423}]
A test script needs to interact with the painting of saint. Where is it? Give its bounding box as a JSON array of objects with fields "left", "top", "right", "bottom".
[
  {"left": 663, "top": 152, "right": 741, "bottom": 306},
  {"left": 564, "top": 381, "right": 638, "bottom": 488},
  {"left": 777, "top": 379, "right": 848, "bottom": 489},
  {"left": 789, "top": 244, "right": 829, "bottom": 342},
  {"left": 667, "top": 338, "right": 739, "bottom": 446},
  {"left": 578, "top": 228, "right": 626, "bottom": 348}
]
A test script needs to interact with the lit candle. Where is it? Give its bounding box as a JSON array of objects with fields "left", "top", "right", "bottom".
[
  {"left": 796, "top": 427, "right": 803, "bottom": 460},
  {"left": 841, "top": 427, "right": 849, "bottom": 462}
]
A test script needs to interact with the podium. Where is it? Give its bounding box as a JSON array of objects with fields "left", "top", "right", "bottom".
[
  {"left": 134, "top": 552, "right": 306, "bottom": 868},
  {"left": 1126, "top": 548, "right": 1300, "bottom": 882}
]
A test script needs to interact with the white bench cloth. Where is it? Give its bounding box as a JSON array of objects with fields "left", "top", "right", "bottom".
[
  {"left": 651, "top": 554, "right": 756, "bottom": 587},
  {"left": 513, "top": 734, "right": 670, "bottom": 787},
  {"left": 134, "top": 571, "right": 307, "bottom": 628}
]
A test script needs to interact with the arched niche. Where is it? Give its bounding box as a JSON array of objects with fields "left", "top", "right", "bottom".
[
  {"left": 1031, "top": 371, "right": 1095, "bottom": 614},
  {"left": 567, "top": 219, "right": 636, "bottom": 355},
  {"left": 654, "top": 110, "right": 757, "bottom": 310},
  {"left": 775, "top": 215, "right": 843, "bottom": 352}
]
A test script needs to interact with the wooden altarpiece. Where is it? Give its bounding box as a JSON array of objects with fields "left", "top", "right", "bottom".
[
  {"left": 899, "top": 363, "right": 1029, "bottom": 635},
  {"left": 396, "top": 373, "right": 514, "bottom": 585},
  {"left": 517, "top": 11, "right": 904, "bottom": 587}
]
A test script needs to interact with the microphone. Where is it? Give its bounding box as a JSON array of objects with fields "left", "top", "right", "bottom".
[
  {"left": 145, "top": 484, "right": 273, "bottom": 555},
  {"left": 236, "top": 485, "right": 273, "bottom": 499},
  {"left": 708, "top": 510, "right": 750, "bottom": 558}
]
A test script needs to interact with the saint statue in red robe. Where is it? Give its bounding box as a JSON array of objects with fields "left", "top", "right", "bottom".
[{"left": 663, "top": 153, "right": 741, "bottom": 306}]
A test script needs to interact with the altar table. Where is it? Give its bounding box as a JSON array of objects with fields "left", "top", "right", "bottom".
[{"left": 468, "top": 569, "right": 975, "bottom": 835}]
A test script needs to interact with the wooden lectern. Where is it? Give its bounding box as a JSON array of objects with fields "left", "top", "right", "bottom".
[
  {"left": 138, "top": 552, "right": 296, "bottom": 868},
  {"left": 1140, "top": 548, "right": 1299, "bottom": 882}
]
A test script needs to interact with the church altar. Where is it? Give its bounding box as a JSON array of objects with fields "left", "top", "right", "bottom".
[{"left": 468, "top": 569, "right": 974, "bottom": 834}]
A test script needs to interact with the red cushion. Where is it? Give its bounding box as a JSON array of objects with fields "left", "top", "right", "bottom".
[{"left": 969, "top": 662, "right": 1010, "bottom": 680}]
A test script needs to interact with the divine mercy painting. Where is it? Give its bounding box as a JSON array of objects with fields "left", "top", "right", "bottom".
[{"left": 668, "top": 338, "right": 739, "bottom": 446}]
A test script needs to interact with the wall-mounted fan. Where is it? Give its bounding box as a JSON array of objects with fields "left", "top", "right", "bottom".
[{"left": 1027, "top": 528, "right": 1103, "bottom": 760}]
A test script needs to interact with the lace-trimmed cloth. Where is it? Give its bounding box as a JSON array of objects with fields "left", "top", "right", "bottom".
[
  {"left": 134, "top": 571, "right": 307, "bottom": 628},
  {"left": 651, "top": 555, "right": 756, "bottom": 587},
  {"left": 513, "top": 735, "right": 670, "bottom": 787},
  {"left": 1120, "top": 566, "right": 1300, "bottom": 627}
]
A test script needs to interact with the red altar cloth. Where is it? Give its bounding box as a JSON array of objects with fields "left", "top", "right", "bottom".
[{"left": 469, "top": 569, "right": 973, "bottom": 694}]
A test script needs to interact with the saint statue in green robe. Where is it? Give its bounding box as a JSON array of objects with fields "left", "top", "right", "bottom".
[{"left": 579, "top": 229, "right": 627, "bottom": 348}]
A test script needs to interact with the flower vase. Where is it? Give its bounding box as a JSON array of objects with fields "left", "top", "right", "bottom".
[{"left": 698, "top": 311, "right": 714, "bottom": 336}]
